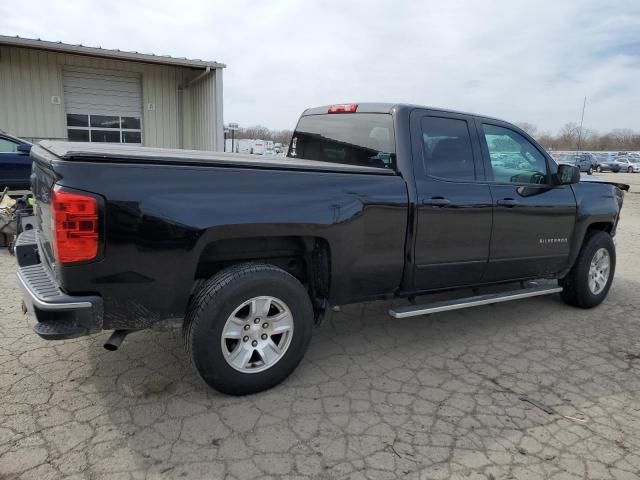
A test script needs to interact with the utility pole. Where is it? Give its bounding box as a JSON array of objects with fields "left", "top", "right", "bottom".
[{"left": 577, "top": 96, "right": 587, "bottom": 152}]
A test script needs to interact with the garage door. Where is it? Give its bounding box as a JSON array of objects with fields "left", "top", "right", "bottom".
[{"left": 63, "top": 66, "right": 143, "bottom": 144}]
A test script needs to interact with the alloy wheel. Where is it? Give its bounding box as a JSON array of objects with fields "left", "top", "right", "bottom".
[
  {"left": 220, "top": 296, "right": 294, "bottom": 373},
  {"left": 588, "top": 248, "right": 610, "bottom": 295}
]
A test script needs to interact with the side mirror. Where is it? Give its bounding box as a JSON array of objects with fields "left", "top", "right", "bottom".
[
  {"left": 17, "top": 144, "right": 32, "bottom": 155},
  {"left": 556, "top": 164, "right": 580, "bottom": 185}
]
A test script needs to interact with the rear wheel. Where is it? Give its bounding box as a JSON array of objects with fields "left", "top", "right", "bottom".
[
  {"left": 560, "top": 231, "right": 615, "bottom": 308},
  {"left": 183, "top": 263, "right": 314, "bottom": 395},
  {"left": 628, "top": 166, "right": 633, "bottom": 173},
  {"left": 587, "top": 166, "right": 593, "bottom": 175}
]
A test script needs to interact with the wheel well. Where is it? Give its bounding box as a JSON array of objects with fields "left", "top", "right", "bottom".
[
  {"left": 585, "top": 222, "right": 613, "bottom": 236},
  {"left": 194, "top": 236, "right": 331, "bottom": 317}
]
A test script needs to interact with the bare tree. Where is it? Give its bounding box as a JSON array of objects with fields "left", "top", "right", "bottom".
[
  {"left": 226, "top": 125, "right": 293, "bottom": 150},
  {"left": 516, "top": 122, "right": 538, "bottom": 136},
  {"left": 236, "top": 125, "right": 271, "bottom": 140},
  {"left": 231, "top": 122, "right": 640, "bottom": 153},
  {"left": 271, "top": 129, "right": 293, "bottom": 146}
]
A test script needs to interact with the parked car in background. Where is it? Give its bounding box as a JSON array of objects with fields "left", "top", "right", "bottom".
[
  {"left": 594, "top": 153, "right": 622, "bottom": 173},
  {"left": 615, "top": 156, "right": 640, "bottom": 173},
  {"left": 0, "top": 132, "right": 32, "bottom": 190},
  {"left": 550, "top": 152, "right": 568, "bottom": 163},
  {"left": 564, "top": 152, "right": 596, "bottom": 175}
]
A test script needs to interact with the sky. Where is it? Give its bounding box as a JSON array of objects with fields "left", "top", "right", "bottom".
[{"left": 1, "top": 0, "right": 639, "bottom": 133}]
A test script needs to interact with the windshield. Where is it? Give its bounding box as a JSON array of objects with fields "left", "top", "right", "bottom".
[{"left": 289, "top": 113, "right": 396, "bottom": 169}]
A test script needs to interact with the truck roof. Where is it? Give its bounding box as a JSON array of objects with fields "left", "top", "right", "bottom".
[{"left": 302, "top": 103, "right": 505, "bottom": 123}]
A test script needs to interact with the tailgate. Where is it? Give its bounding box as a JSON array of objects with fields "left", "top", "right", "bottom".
[{"left": 31, "top": 157, "right": 57, "bottom": 269}]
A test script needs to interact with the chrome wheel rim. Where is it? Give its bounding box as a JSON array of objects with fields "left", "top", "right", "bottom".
[
  {"left": 588, "top": 248, "right": 610, "bottom": 295},
  {"left": 221, "top": 296, "right": 294, "bottom": 373}
]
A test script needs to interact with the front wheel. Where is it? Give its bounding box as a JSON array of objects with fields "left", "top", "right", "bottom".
[
  {"left": 628, "top": 166, "right": 633, "bottom": 173},
  {"left": 183, "top": 263, "right": 314, "bottom": 395},
  {"left": 587, "top": 166, "right": 593, "bottom": 175},
  {"left": 560, "top": 231, "right": 615, "bottom": 308},
  {"left": 596, "top": 165, "right": 602, "bottom": 173}
]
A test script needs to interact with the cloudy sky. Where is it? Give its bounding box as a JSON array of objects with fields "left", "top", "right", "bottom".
[{"left": 1, "top": 0, "right": 639, "bottom": 133}]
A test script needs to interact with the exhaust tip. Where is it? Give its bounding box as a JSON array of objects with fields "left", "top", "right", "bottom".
[{"left": 103, "top": 330, "right": 129, "bottom": 351}]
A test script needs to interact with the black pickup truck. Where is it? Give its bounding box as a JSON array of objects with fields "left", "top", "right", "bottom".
[{"left": 16, "top": 103, "right": 628, "bottom": 395}]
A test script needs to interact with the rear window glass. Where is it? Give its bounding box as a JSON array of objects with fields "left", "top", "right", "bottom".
[
  {"left": 421, "top": 116, "right": 475, "bottom": 181},
  {"left": 288, "top": 113, "right": 395, "bottom": 169}
]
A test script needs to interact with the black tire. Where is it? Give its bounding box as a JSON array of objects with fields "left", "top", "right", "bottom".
[
  {"left": 183, "top": 263, "right": 313, "bottom": 395},
  {"left": 587, "top": 166, "right": 593, "bottom": 175},
  {"left": 559, "top": 231, "right": 615, "bottom": 308},
  {"left": 596, "top": 165, "right": 602, "bottom": 173},
  {"left": 628, "top": 166, "right": 633, "bottom": 173}
]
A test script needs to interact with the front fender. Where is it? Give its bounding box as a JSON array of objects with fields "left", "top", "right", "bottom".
[{"left": 559, "top": 182, "right": 622, "bottom": 277}]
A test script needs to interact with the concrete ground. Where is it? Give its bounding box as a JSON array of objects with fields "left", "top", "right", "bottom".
[{"left": 1, "top": 173, "right": 640, "bottom": 480}]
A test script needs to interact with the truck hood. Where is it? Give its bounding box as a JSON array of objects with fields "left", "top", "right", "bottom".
[{"left": 579, "top": 177, "right": 630, "bottom": 191}]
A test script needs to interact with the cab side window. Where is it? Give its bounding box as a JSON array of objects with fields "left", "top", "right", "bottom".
[
  {"left": 421, "top": 116, "right": 475, "bottom": 181},
  {"left": 482, "top": 124, "right": 548, "bottom": 184}
]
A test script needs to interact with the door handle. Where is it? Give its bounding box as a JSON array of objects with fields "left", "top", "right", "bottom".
[
  {"left": 497, "top": 198, "right": 519, "bottom": 207},
  {"left": 422, "top": 197, "right": 451, "bottom": 207}
]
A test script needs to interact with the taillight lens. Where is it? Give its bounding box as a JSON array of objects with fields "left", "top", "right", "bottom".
[
  {"left": 328, "top": 103, "right": 358, "bottom": 113},
  {"left": 51, "top": 186, "right": 99, "bottom": 263}
]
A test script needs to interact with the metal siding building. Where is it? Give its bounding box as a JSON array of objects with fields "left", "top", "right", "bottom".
[{"left": 0, "top": 36, "right": 225, "bottom": 150}]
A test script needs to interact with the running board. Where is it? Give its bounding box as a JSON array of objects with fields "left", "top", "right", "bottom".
[{"left": 389, "top": 285, "right": 563, "bottom": 319}]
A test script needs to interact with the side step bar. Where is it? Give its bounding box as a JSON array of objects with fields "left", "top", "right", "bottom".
[{"left": 389, "top": 285, "right": 563, "bottom": 319}]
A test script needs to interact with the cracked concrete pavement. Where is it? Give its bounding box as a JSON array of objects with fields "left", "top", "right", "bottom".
[{"left": 1, "top": 173, "right": 640, "bottom": 480}]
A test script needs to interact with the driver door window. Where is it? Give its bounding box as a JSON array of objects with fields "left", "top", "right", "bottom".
[{"left": 482, "top": 124, "right": 548, "bottom": 184}]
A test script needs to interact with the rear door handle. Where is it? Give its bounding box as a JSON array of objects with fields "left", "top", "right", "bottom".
[
  {"left": 422, "top": 197, "right": 451, "bottom": 207},
  {"left": 496, "top": 198, "right": 519, "bottom": 207}
]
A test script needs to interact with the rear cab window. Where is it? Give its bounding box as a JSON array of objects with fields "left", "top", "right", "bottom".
[
  {"left": 288, "top": 113, "right": 396, "bottom": 169},
  {"left": 420, "top": 116, "right": 476, "bottom": 181}
]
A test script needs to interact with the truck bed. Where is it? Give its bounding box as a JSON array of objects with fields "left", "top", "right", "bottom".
[{"left": 35, "top": 141, "right": 395, "bottom": 175}]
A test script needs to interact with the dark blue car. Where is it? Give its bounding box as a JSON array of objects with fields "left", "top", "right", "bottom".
[{"left": 0, "top": 132, "right": 32, "bottom": 190}]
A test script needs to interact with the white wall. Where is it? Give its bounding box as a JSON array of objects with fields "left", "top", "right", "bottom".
[
  {"left": 0, "top": 45, "right": 222, "bottom": 150},
  {"left": 182, "top": 69, "right": 223, "bottom": 151}
]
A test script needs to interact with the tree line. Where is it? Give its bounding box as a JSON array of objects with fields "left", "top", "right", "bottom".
[
  {"left": 229, "top": 122, "right": 640, "bottom": 152},
  {"left": 228, "top": 125, "right": 293, "bottom": 146},
  {"left": 517, "top": 122, "right": 640, "bottom": 152}
]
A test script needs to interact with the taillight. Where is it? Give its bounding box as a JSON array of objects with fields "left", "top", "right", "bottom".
[
  {"left": 328, "top": 103, "right": 358, "bottom": 113},
  {"left": 51, "top": 186, "right": 99, "bottom": 263}
]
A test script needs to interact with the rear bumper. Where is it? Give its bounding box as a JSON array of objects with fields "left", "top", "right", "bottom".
[{"left": 15, "top": 230, "right": 103, "bottom": 340}]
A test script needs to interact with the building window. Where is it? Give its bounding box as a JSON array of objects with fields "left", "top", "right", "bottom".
[{"left": 66, "top": 114, "right": 142, "bottom": 144}]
